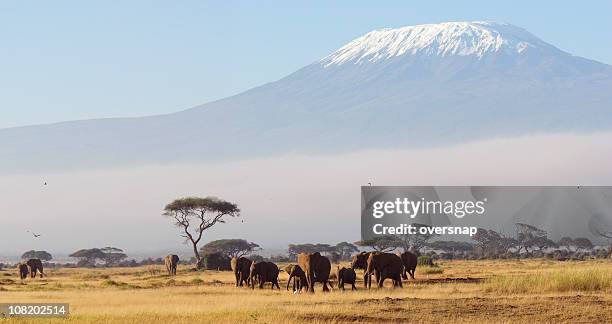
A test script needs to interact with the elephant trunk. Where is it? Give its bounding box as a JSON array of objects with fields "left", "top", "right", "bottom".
[
  {"left": 286, "top": 273, "right": 293, "bottom": 291},
  {"left": 307, "top": 271, "right": 315, "bottom": 293}
]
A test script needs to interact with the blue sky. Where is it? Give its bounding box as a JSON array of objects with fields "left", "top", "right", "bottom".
[{"left": 1, "top": 1, "right": 611, "bottom": 129}]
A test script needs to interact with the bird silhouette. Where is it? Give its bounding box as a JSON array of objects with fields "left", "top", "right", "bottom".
[{"left": 27, "top": 230, "right": 41, "bottom": 238}]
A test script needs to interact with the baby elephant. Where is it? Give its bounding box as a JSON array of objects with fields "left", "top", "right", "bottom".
[
  {"left": 18, "top": 263, "right": 29, "bottom": 280},
  {"left": 284, "top": 264, "right": 307, "bottom": 293},
  {"left": 336, "top": 266, "right": 357, "bottom": 291}
]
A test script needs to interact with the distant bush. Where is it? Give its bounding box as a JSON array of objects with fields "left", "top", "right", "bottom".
[
  {"left": 269, "top": 254, "right": 289, "bottom": 263},
  {"left": 200, "top": 252, "right": 231, "bottom": 271},
  {"left": 595, "top": 249, "right": 609, "bottom": 259},
  {"left": 417, "top": 256, "right": 434, "bottom": 267}
]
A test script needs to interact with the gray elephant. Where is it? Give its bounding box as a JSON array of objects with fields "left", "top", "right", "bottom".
[
  {"left": 366, "top": 252, "right": 403, "bottom": 288},
  {"left": 397, "top": 251, "right": 417, "bottom": 280},
  {"left": 18, "top": 263, "right": 29, "bottom": 280},
  {"left": 165, "top": 255, "right": 179, "bottom": 276},
  {"left": 351, "top": 252, "right": 378, "bottom": 288},
  {"left": 284, "top": 264, "right": 307, "bottom": 293},
  {"left": 336, "top": 266, "right": 357, "bottom": 290},
  {"left": 231, "top": 257, "right": 252, "bottom": 287},
  {"left": 298, "top": 252, "right": 331, "bottom": 293},
  {"left": 26, "top": 259, "right": 44, "bottom": 278},
  {"left": 250, "top": 261, "right": 280, "bottom": 289}
]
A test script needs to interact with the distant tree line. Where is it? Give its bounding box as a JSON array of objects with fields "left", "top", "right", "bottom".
[
  {"left": 350, "top": 222, "right": 611, "bottom": 261},
  {"left": 8, "top": 221, "right": 610, "bottom": 270}
]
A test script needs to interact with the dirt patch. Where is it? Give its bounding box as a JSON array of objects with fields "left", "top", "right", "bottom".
[
  {"left": 350, "top": 295, "right": 612, "bottom": 323},
  {"left": 411, "top": 277, "right": 483, "bottom": 284},
  {"left": 298, "top": 313, "right": 396, "bottom": 323},
  {"left": 0, "top": 278, "right": 16, "bottom": 285},
  {"left": 356, "top": 297, "right": 406, "bottom": 305}
]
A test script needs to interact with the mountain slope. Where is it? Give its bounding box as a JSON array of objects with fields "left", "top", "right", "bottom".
[{"left": 1, "top": 21, "right": 611, "bottom": 174}]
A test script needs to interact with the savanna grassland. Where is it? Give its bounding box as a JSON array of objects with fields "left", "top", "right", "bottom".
[{"left": 1, "top": 259, "right": 611, "bottom": 323}]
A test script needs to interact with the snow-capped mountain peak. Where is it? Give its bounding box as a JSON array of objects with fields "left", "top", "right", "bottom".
[
  {"left": 321, "top": 21, "right": 556, "bottom": 67},
  {"left": 2, "top": 21, "right": 612, "bottom": 176}
]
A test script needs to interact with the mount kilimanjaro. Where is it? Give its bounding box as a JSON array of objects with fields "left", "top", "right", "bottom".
[{"left": 2, "top": 21, "right": 611, "bottom": 174}]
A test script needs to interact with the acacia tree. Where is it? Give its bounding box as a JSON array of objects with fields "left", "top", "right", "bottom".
[
  {"left": 333, "top": 242, "right": 359, "bottom": 261},
  {"left": 558, "top": 237, "right": 575, "bottom": 251},
  {"left": 286, "top": 242, "right": 358, "bottom": 261},
  {"left": 393, "top": 223, "right": 438, "bottom": 253},
  {"left": 70, "top": 248, "right": 107, "bottom": 267},
  {"left": 354, "top": 235, "right": 398, "bottom": 252},
  {"left": 427, "top": 241, "right": 475, "bottom": 253},
  {"left": 100, "top": 247, "right": 128, "bottom": 266},
  {"left": 163, "top": 196, "right": 240, "bottom": 267},
  {"left": 287, "top": 243, "right": 320, "bottom": 259},
  {"left": 573, "top": 238, "right": 594, "bottom": 251},
  {"left": 473, "top": 228, "right": 517, "bottom": 257},
  {"left": 21, "top": 250, "right": 53, "bottom": 261},
  {"left": 201, "top": 239, "right": 260, "bottom": 258},
  {"left": 515, "top": 223, "right": 555, "bottom": 253},
  {"left": 69, "top": 248, "right": 127, "bottom": 267}
]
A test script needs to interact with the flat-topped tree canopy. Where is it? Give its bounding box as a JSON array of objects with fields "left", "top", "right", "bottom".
[{"left": 163, "top": 196, "right": 240, "bottom": 267}]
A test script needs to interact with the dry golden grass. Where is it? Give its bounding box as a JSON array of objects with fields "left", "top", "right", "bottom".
[{"left": 0, "top": 259, "right": 611, "bottom": 323}]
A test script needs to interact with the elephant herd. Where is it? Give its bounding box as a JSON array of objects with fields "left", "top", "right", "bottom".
[
  {"left": 16, "top": 252, "right": 417, "bottom": 292},
  {"left": 231, "top": 251, "right": 418, "bottom": 293},
  {"left": 17, "top": 259, "right": 45, "bottom": 280}
]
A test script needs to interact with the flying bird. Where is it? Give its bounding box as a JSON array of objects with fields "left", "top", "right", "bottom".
[{"left": 27, "top": 230, "right": 41, "bottom": 238}]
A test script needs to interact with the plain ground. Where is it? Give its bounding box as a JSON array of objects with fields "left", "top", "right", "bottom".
[{"left": 0, "top": 259, "right": 611, "bottom": 323}]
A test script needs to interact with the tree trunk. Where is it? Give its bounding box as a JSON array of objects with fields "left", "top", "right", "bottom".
[{"left": 191, "top": 241, "right": 202, "bottom": 268}]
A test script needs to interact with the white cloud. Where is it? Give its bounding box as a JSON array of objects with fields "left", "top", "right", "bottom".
[{"left": 1, "top": 132, "right": 611, "bottom": 258}]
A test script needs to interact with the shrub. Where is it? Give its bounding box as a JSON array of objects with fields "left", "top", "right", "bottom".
[
  {"left": 417, "top": 256, "right": 434, "bottom": 266},
  {"left": 269, "top": 254, "right": 289, "bottom": 263},
  {"left": 595, "top": 249, "right": 609, "bottom": 259},
  {"left": 200, "top": 252, "right": 231, "bottom": 270}
]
